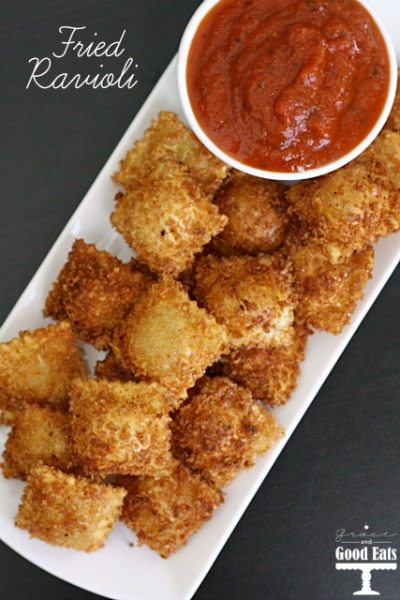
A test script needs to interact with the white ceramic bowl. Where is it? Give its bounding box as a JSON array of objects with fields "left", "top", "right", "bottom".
[{"left": 177, "top": 0, "right": 398, "bottom": 181}]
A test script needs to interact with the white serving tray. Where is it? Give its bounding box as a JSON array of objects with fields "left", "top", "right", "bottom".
[{"left": 0, "top": 1, "right": 399, "bottom": 598}]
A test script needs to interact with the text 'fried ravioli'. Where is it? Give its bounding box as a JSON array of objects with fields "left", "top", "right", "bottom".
[
  {"left": 117, "top": 463, "right": 223, "bottom": 558},
  {"left": 113, "top": 110, "right": 229, "bottom": 196},
  {"left": 2, "top": 404, "right": 73, "bottom": 480},
  {"left": 194, "top": 254, "right": 295, "bottom": 349},
  {"left": 70, "top": 378, "right": 175, "bottom": 477},
  {"left": 15, "top": 465, "right": 126, "bottom": 551},
  {"left": 0, "top": 321, "right": 85, "bottom": 424},
  {"left": 113, "top": 279, "right": 229, "bottom": 397},
  {"left": 171, "top": 377, "right": 283, "bottom": 487},
  {"left": 45, "top": 239, "right": 152, "bottom": 349}
]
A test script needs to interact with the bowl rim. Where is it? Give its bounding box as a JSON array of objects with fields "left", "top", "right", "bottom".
[{"left": 177, "top": 0, "right": 398, "bottom": 182}]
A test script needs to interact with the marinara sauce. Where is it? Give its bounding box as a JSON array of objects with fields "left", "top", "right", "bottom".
[{"left": 187, "top": 0, "right": 390, "bottom": 172}]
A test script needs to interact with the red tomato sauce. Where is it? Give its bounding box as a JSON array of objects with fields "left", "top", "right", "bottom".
[{"left": 187, "top": 0, "right": 390, "bottom": 172}]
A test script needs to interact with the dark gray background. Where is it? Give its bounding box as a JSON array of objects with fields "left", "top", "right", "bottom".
[{"left": 1, "top": 1, "right": 399, "bottom": 599}]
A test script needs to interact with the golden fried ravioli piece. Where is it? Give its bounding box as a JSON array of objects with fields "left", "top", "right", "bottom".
[
  {"left": 15, "top": 465, "right": 126, "bottom": 551},
  {"left": 171, "top": 377, "right": 283, "bottom": 487},
  {"left": 114, "top": 279, "right": 229, "bottom": 397},
  {"left": 286, "top": 161, "right": 390, "bottom": 256},
  {"left": 0, "top": 321, "right": 85, "bottom": 424},
  {"left": 384, "top": 69, "right": 400, "bottom": 133},
  {"left": 2, "top": 405, "right": 73, "bottom": 480},
  {"left": 44, "top": 240, "right": 151, "bottom": 350},
  {"left": 114, "top": 111, "right": 229, "bottom": 196},
  {"left": 222, "top": 320, "right": 309, "bottom": 405},
  {"left": 111, "top": 160, "right": 227, "bottom": 276},
  {"left": 95, "top": 351, "right": 136, "bottom": 382},
  {"left": 117, "top": 463, "right": 223, "bottom": 558},
  {"left": 211, "top": 172, "right": 288, "bottom": 255},
  {"left": 360, "top": 130, "right": 400, "bottom": 236},
  {"left": 70, "top": 378, "right": 175, "bottom": 477},
  {"left": 194, "top": 254, "right": 295, "bottom": 349},
  {"left": 286, "top": 233, "right": 374, "bottom": 334}
]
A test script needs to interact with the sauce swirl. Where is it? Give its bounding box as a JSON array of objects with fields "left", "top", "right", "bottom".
[{"left": 187, "top": 0, "right": 390, "bottom": 172}]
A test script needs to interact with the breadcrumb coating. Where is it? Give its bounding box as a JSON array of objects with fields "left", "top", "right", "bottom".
[
  {"left": 44, "top": 240, "right": 151, "bottom": 349},
  {"left": 70, "top": 378, "right": 175, "bottom": 477},
  {"left": 113, "top": 111, "right": 229, "bottom": 196},
  {"left": 286, "top": 161, "right": 390, "bottom": 256},
  {"left": 114, "top": 279, "right": 229, "bottom": 397},
  {"left": 285, "top": 229, "right": 375, "bottom": 333},
  {"left": 171, "top": 376, "right": 283, "bottom": 487},
  {"left": 117, "top": 463, "right": 223, "bottom": 558},
  {"left": 211, "top": 172, "right": 288, "bottom": 255},
  {"left": 95, "top": 351, "right": 136, "bottom": 382},
  {"left": 0, "top": 321, "right": 86, "bottom": 424},
  {"left": 111, "top": 160, "right": 227, "bottom": 276},
  {"left": 15, "top": 465, "right": 126, "bottom": 551},
  {"left": 194, "top": 254, "right": 296, "bottom": 349},
  {"left": 2, "top": 404, "right": 73, "bottom": 480},
  {"left": 222, "top": 319, "right": 309, "bottom": 405}
]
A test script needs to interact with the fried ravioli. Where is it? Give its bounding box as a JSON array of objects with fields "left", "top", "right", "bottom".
[
  {"left": 0, "top": 321, "right": 86, "bottom": 424},
  {"left": 44, "top": 240, "right": 152, "bottom": 349},
  {"left": 193, "top": 254, "right": 295, "bottom": 349},
  {"left": 113, "top": 279, "right": 229, "bottom": 397},
  {"left": 111, "top": 160, "right": 227, "bottom": 276},
  {"left": 211, "top": 172, "right": 288, "bottom": 255},
  {"left": 171, "top": 376, "right": 283, "bottom": 487},
  {"left": 113, "top": 110, "right": 229, "bottom": 196},
  {"left": 15, "top": 465, "right": 126, "bottom": 551},
  {"left": 69, "top": 378, "right": 175, "bottom": 477},
  {"left": 2, "top": 405, "right": 73, "bottom": 480},
  {"left": 117, "top": 464, "right": 223, "bottom": 558},
  {"left": 222, "top": 319, "right": 309, "bottom": 405}
]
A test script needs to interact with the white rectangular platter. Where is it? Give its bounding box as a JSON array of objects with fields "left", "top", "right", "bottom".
[{"left": 0, "top": 1, "right": 399, "bottom": 598}]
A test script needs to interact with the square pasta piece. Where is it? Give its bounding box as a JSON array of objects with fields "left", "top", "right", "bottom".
[
  {"left": 70, "top": 378, "right": 175, "bottom": 477},
  {"left": 0, "top": 321, "right": 86, "bottom": 424},
  {"left": 44, "top": 239, "right": 152, "bottom": 349},
  {"left": 171, "top": 376, "right": 283, "bottom": 488},
  {"left": 15, "top": 465, "right": 126, "bottom": 551},
  {"left": 111, "top": 160, "right": 227, "bottom": 276},
  {"left": 222, "top": 318, "right": 310, "bottom": 406},
  {"left": 117, "top": 463, "right": 223, "bottom": 558},
  {"left": 113, "top": 110, "right": 229, "bottom": 196},
  {"left": 2, "top": 404, "right": 73, "bottom": 480},
  {"left": 113, "top": 279, "right": 229, "bottom": 397},
  {"left": 193, "top": 254, "right": 296, "bottom": 349}
]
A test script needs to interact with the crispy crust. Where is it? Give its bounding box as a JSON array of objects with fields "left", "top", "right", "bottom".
[
  {"left": 113, "top": 110, "right": 229, "bottom": 196},
  {"left": 114, "top": 279, "right": 229, "bottom": 397},
  {"left": 15, "top": 465, "right": 126, "bottom": 551},
  {"left": 222, "top": 319, "right": 310, "bottom": 405},
  {"left": 95, "top": 351, "right": 136, "bottom": 382},
  {"left": 2, "top": 404, "right": 73, "bottom": 480},
  {"left": 117, "top": 464, "right": 223, "bottom": 558},
  {"left": 211, "top": 172, "right": 289, "bottom": 255},
  {"left": 44, "top": 239, "right": 152, "bottom": 349},
  {"left": 171, "top": 376, "right": 283, "bottom": 487},
  {"left": 111, "top": 160, "right": 227, "bottom": 276},
  {"left": 69, "top": 378, "right": 175, "bottom": 477},
  {"left": 193, "top": 254, "right": 296, "bottom": 349},
  {"left": 0, "top": 321, "right": 86, "bottom": 424},
  {"left": 285, "top": 229, "right": 375, "bottom": 333},
  {"left": 286, "top": 161, "right": 390, "bottom": 256}
]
